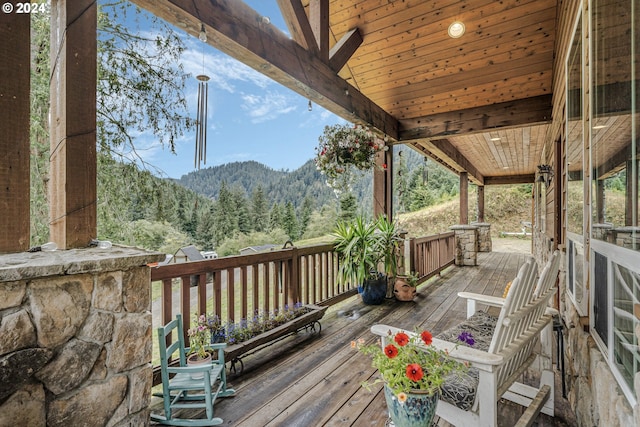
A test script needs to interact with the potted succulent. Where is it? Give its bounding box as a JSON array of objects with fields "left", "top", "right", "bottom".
[
  {"left": 394, "top": 271, "right": 419, "bottom": 301},
  {"left": 333, "top": 215, "right": 402, "bottom": 305}
]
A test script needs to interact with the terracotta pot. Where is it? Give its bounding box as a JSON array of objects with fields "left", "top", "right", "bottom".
[
  {"left": 394, "top": 277, "right": 416, "bottom": 301},
  {"left": 187, "top": 352, "right": 212, "bottom": 379}
]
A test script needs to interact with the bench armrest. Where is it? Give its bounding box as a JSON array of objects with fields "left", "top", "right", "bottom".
[
  {"left": 371, "top": 324, "right": 503, "bottom": 372},
  {"left": 457, "top": 292, "right": 505, "bottom": 317}
]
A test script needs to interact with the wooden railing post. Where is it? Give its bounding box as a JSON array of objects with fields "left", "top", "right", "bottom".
[{"left": 288, "top": 247, "right": 300, "bottom": 306}]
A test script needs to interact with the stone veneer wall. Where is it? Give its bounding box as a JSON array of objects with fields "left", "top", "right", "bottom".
[
  {"left": 471, "top": 222, "right": 492, "bottom": 252},
  {"left": 0, "top": 247, "right": 163, "bottom": 427},
  {"left": 450, "top": 225, "right": 478, "bottom": 266},
  {"left": 532, "top": 231, "right": 640, "bottom": 427}
]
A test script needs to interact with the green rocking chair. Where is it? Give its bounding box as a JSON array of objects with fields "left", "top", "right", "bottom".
[{"left": 151, "top": 314, "right": 235, "bottom": 426}]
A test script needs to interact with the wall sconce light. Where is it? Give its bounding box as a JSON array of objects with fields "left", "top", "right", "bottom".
[{"left": 537, "top": 164, "right": 553, "bottom": 188}]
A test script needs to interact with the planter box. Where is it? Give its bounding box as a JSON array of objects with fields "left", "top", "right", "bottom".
[{"left": 224, "top": 304, "right": 327, "bottom": 372}]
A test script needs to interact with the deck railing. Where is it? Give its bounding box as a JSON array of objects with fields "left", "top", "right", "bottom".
[
  {"left": 150, "top": 243, "right": 347, "bottom": 330},
  {"left": 150, "top": 233, "right": 455, "bottom": 382},
  {"left": 409, "top": 232, "right": 455, "bottom": 283}
]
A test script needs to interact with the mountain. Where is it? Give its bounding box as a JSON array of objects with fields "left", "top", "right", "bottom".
[{"left": 177, "top": 159, "right": 374, "bottom": 208}]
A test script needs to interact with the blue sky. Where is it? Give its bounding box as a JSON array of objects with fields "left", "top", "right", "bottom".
[{"left": 128, "top": 1, "right": 345, "bottom": 179}]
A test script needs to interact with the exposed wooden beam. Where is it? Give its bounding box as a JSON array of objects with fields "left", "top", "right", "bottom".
[
  {"left": 276, "top": 0, "right": 318, "bottom": 54},
  {"left": 399, "top": 95, "right": 552, "bottom": 140},
  {"left": 596, "top": 142, "right": 637, "bottom": 180},
  {"left": 329, "top": 27, "right": 362, "bottom": 72},
  {"left": 309, "top": 0, "right": 329, "bottom": 62},
  {"left": 0, "top": 12, "right": 30, "bottom": 253},
  {"left": 130, "top": 0, "right": 398, "bottom": 139},
  {"left": 406, "top": 143, "right": 461, "bottom": 178},
  {"left": 373, "top": 148, "right": 393, "bottom": 220},
  {"left": 484, "top": 175, "right": 535, "bottom": 185},
  {"left": 429, "top": 139, "right": 484, "bottom": 186}
]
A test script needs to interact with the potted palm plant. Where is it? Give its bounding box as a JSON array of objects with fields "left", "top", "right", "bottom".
[
  {"left": 333, "top": 215, "right": 401, "bottom": 305},
  {"left": 374, "top": 215, "right": 403, "bottom": 284}
]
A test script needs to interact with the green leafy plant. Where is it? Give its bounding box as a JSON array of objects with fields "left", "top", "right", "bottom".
[
  {"left": 333, "top": 215, "right": 403, "bottom": 289},
  {"left": 333, "top": 215, "right": 380, "bottom": 288},
  {"left": 355, "top": 329, "right": 472, "bottom": 398},
  {"left": 398, "top": 271, "right": 419, "bottom": 287},
  {"left": 187, "top": 314, "right": 211, "bottom": 360},
  {"left": 374, "top": 215, "right": 403, "bottom": 279}
]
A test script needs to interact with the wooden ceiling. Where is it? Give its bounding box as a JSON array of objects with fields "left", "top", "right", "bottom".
[{"left": 130, "top": 0, "right": 559, "bottom": 185}]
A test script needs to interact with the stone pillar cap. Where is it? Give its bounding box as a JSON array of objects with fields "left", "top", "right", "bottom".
[{"left": 450, "top": 224, "right": 479, "bottom": 230}]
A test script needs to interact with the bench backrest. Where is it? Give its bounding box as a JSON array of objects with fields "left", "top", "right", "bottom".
[{"left": 488, "top": 251, "right": 560, "bottom": 388}]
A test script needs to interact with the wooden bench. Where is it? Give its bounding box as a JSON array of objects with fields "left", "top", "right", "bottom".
[{"left": 372, "top": 251, "right": 560, "bottom": 427}]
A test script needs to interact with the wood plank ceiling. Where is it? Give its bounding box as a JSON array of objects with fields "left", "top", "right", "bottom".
[{"left": 130, "top": 0, "right": 558, "bottom": 186}]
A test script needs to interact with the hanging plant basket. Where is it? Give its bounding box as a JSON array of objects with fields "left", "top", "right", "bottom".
[{"left": 314, "top": 124, "right": 387, "bottom": 193}]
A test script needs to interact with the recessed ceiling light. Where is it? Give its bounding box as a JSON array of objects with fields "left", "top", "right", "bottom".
[
  {"left": 490, "top": 137, "right": 501, "bottom": 141},
  {"left": 448, "top": 21, "right": 465, "bottom": 38},
  {"left": 592, "top": 124, "right": 607, "bottom": 130}
]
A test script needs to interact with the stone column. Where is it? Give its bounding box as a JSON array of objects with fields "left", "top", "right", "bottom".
[
  {"left": 471, "top": 222, "right": 492, "bottom": 252},
  {"left": 0, "top": 246, "right": 163, "bottom": 427},
  {"left": 450, "top": 225, "right": 478, "bottom": 266},
  {"left": 614, "top": 226, "right": 640, "bottom": 250}
]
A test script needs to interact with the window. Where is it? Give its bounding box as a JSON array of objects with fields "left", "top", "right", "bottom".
[
  {"left": 566, "top": 11, "right": 586, "bottom": 314},
  {"left": 588, "top": 0, "right": 640, "bottom": 404}
]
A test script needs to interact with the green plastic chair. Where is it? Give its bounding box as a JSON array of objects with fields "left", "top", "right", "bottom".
[{"left": 151, "top": 314, "right": 235, "bottom": 426}]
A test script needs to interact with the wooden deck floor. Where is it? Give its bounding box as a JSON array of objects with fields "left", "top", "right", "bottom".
[{"left": 150, "top": 250, "right": 575, "bottom": 427}]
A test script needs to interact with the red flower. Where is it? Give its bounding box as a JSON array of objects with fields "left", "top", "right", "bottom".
[
  {"left": 406, "top": 363, "right": 424, "bottom": 382},
  {"left": 420, "top": 330, "right": 433, "bottom": 345},
  {"left": 384, "top": 344, "right": 398, "bottom": 358},
  {"left": 382, "top": 163, "right": 387, "bottom": 169},
  {"left": 394, "top": 332, "right": 410, "bottom": 347}
]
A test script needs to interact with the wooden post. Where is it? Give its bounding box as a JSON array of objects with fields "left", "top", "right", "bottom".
[
  {"left": 625, "top": 159, "right": 638, "bottom": 226},
  {"left": 0, "top": 12, "right": 30, "bottom": 253},
  {"left": 373, "top": 144, "right": 393, "bottom": 219},
  {"left": 460, "top": 172, "right": 469, "bottom": 224},
  {"left": 595, "top": 179, "right": 605, "bottom": 224},
  {"left": 49, "top": 0, "right": 97, "bottom": 248},
  {"left": 477, "top": 185, "right": 485, "bottom": 223}
]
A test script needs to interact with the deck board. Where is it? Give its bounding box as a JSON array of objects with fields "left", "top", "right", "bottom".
[{"left": 150, "top": 250, "right": 572, "bottom": 426}]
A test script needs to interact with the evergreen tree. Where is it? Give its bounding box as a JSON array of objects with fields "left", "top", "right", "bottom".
[
  {"left": 232, "top": 186, "right": 252, "bottom": 234},
  {"left": 213, "top": 181, "right": 238, "bottom": 245},
  {"left": 283, "top": 202, "right": 299, "bottom": 240},
  {"left": 269, "top": 202, "right": 284, "bottom": 231},
  {"left": 299, "top": 195, "right": 314, "bottom": 235},
  {"left": 338, "top": 193, "right": 358, "bottom": 222},
  {"left": 250, "top": 185, "right": 269, "bottom": 232},
  {"left": 195, "top": 206, "right": 216, "bottom": 250}
]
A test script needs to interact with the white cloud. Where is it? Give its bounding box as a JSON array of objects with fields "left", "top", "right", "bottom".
[
  {"left": 181, "top": 38, "right": 272, "bottom": 93},
  {"left": 240, "top": 91, "right": 296, "bottom": 123}
]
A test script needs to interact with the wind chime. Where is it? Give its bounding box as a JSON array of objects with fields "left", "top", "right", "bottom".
[
  {"left": 195, "top": 74, "right": 209, "bottom": 169},
  {"left": 195, "top": 24, "right": 210, "bottom": 169}
]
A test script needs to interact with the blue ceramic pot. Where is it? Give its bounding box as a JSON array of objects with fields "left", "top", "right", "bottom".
[
  {"left": 360, "top": 274, "right": 387, "bottom": 305},
  {"left": 383, "top": 385, "right": 439, "bottom": 427}
]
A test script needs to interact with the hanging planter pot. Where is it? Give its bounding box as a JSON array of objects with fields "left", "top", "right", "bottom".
[{"left": 314, "top": 124, "right": 387, "bottom": 193}]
